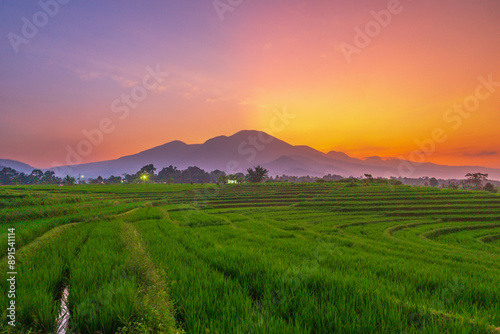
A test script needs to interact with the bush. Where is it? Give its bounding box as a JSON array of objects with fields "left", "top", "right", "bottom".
[{"left": 484, "top": 183, "right": 498, "bottom": 193}]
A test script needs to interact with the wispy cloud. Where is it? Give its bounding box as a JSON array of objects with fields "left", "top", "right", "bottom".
[
  {"left": 463, "top": 150, "right": 497, "bottom": 157},
  {"left": 69, "top": 66, "right": 143, "bottom": 88}
]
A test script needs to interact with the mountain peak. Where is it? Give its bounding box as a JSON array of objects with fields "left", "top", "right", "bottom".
[
  {"left": 163, "top": 140, "right": 188, "bottom": 146},
  {"left": 203, "top": 135, "right": 228, "bottom": 145},
  {"left": 230, "top": 130, "right": 274, "bottom": 138}
]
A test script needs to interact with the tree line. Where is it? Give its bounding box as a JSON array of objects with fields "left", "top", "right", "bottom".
[
  {"left": 0, "top": 164, "right": 497, "bottom": 193},
  {"left": 0, "top": 168, "right": 62, "bottom": 185},
  {"left": 0, "top": 165, "right": 270, "bottom": 185}
]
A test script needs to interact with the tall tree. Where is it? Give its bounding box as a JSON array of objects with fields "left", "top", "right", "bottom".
[
  {"left": 140, "top": 164, "right": 157, "bottom": 175},
  {"left": 0, "top": 167, "right": 19, "bottom": 185},
  {"left": 64, "top": 175, "right": 76, "bottom": 185},
  {"left": 123, "top": 173, "right": 136, "bottom": 184},
  {"left": 42, "top": 170, "right": 56, "bottom": 184},
  {"left": 246, "top": 165, "right": 269, "bottom": 183},
  {"left": 158, "top": 165, "right": 181, "bottom": 183},
  {"left": 181, "top": 166, "right": 210, "bottom": 184},
  {"left": 105, "top": 175, "right": 122, "bottom": 184},
  {"left": 29, "top": 169, "right": 44, "bottom": 184},
  {"left": 465, "top": 173, "right": 488, "bottom": 190},
  {"left": 138, "top": 164, "right": 157, "bottom": 182},
  {"left": 17, "top": 173, "right": 29, "bottom": 185},
  {"left": 210, "top": 170, "right": 226, "bottom": 183},
  {"left": 429, "top": 177, "right": 439, "bottom": 187},
  {"left": 484, "top": 183, "right": 497, "bottom": 193}
]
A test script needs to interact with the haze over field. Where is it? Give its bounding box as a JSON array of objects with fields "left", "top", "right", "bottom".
[{"left": 1, "top": 0, "right": 500, "bottom": 171}]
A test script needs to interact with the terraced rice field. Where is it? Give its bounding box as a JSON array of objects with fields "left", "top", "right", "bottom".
[{"left": 1, "top": 183, "right": 499, "bottom": 333}]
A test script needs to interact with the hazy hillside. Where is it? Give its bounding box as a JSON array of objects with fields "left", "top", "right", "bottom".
[{"left": 0, "top": 159, "right": 34, "bottom": 174}]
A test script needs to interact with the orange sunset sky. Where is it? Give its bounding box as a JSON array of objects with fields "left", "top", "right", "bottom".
[{"left": 1, "top": 0, "right": 499, "bottom": 168}]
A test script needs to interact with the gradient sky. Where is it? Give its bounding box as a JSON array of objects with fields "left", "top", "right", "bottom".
[{"left": 1, "top": 0, "right": 499, "bottom": 169}]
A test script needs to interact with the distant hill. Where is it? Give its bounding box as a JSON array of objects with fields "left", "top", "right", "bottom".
[
  {"left": 0, "top": 159, "right": 35, "bottom": 174},
  {"left": 43, "top": 130, "right": 500, "bottom": 181}
]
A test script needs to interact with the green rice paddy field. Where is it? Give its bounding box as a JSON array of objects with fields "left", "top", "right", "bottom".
[{"left": 0, "top": 183, "right": 499, "bottom": 333}]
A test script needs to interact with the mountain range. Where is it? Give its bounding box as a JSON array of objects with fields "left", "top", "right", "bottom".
[
  {"left": 0, "top": 159, "right": 35, "bottom": 174},
  {"left": 2, "top": 130, "right": 500, "bottom": 180}
]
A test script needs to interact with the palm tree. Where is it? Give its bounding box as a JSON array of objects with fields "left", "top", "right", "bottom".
[
  {"left": 246, "top": 165, "right": 269, "bottom": 183},
  {"left": 64, "top": 175, "right": 76, "bottom": 186}
]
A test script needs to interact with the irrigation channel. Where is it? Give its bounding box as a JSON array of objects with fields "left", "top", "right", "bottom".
[{"left": 0, "top": 183, "right": 499, "bottom": 333}]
